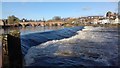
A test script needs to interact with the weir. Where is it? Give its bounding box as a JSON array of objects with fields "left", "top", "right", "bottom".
[
  {"left": 2, "top": 26, "right": 84, "bottom": 67},
  {"left": 21, "top": 26, "right": 84, "bottom": 55}
]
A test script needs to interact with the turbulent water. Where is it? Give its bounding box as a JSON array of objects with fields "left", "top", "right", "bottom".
[
  {"left": 21, "top": 26, "right": 84, "bottom": 55},
  {"left": 21, "top": 26, "right": 119, "bottom": 67}
]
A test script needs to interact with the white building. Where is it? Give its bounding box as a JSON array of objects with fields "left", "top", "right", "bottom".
[
  {"left": 93, "top": 19, "right": 99, "bottom": 24},
  {"left": 100, "top": 19, "right": 110, "bottom": 24},
  {"left": 113, "top": 17, "right": 120, "bottom": 24}
]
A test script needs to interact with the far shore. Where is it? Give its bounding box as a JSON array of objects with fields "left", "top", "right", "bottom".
[
  {"left": 0, "top": 23, "right": 120, "bottom": 29},
  {"left": 64, "top": 23, "right": 120, "bottom": 28}
]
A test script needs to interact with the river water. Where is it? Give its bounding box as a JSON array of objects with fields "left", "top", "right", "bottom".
[
  {"left": 0, "top": 26, "right": 119, "bottom": 67},
  {"left": 24, "top": 26, "right": 119, "bottom": 67},
  {"left": 0, "top": 26, "right": 64, "bottom": 35},
  {"left": 0, "top": 26, "right": 64, "bottom": 68}
]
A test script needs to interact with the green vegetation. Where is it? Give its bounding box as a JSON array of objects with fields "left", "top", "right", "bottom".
[
  {"left": 47, "top": 16, "right": 62, "bottom": 22},
  {"left": 8, "top": 15, "right": 20, "bottom": 24},
  {"left": 106, "top": 11, "right": 112, "bottom": 17},
  {"left": 52, "top": 16, "right": 61, "bottom": 21}
]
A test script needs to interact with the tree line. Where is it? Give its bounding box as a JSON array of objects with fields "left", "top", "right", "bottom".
[
  {"left": 2, "top": 15, "right": 63, "bottom": 25},
  {"left": 2, "top": 11, "right": 120, "bottom": 25}
]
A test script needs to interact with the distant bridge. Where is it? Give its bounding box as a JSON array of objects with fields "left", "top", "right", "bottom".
[
  {"left": 19, "top": 22, "right": 45, "bottom": 27},
  {"left": 0, "top": 20, "right": 64, "bottom": 27},
  {"left": 19, "top": 22, "right": 64, "bottom": 27}
]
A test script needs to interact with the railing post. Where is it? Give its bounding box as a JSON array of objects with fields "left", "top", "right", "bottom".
[{"left": 2, "top": 30, "right": 23, "bottom": 68}]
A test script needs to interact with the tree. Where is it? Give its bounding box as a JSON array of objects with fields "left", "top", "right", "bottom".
[
  {"left": 67, "top": 18, "right": 77, "bottom": 23},
  {"left": 21, "top": 18, "right": 26, "bottom": 22},
  {"left": 2, "top": 19, "right": 8, "bottom": 24},
  {"left": 112, "top": 13, "right": 117, "bottom": 20},
  {"left": 8, "top": 15, "right": 19, "bottom": 24},
  {"left": 106, "top": 11, "right": 112, "bottom": 18},
  {"left": 47, "top": 19, "right": 53, "bottom": 22},
  {"left": 52, "top": 16, "right": 61, "bottom": 21}
]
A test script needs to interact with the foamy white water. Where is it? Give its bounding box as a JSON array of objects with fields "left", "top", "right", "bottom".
[{"left": 25, "top": 26, "right": 118, "bottom": 66}]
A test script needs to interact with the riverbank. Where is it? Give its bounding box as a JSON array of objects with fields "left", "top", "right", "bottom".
[
  {"left": 0, "top": 23, "right": 120, "bottom": 29},
  {"left": 64, "top": 23, "right": 120, "bottom": 28},
  {"left": 25, "top": 26, "right": 119, "bottom": 66}
]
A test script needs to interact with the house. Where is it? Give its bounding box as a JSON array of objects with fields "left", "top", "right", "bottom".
[
  {"left": 87, "top": 16, "right": 104, "bottom": 24},
  {"left": 100, "top": 19, "right": 110, "bottom": 24},
  {"left": 113, "top": 17, "right": 120, "bottom": 24},
  {"left": 92, "top": 19, "right": 99, "bottom": 24},
  {"left": 87, "top": 16, "right": 103, "bottom": 19}
]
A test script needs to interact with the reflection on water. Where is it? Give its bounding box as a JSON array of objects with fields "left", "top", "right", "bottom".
[
  {"left": 20, "top": 26, "right": 64, "bottom": 35},
  {"left": 0, "top": 26, "right": 64, "bottom": 35}
]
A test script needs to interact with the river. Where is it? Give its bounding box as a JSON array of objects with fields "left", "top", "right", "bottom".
[
  {"left": 0, "top": 26, "right": 64, "bottom": 35},
  {"left": 0, "top": 26, "right": 64, "bottom": 68},
  {"left": 0, "top": 26, "right": 119, "bottom": 67}
]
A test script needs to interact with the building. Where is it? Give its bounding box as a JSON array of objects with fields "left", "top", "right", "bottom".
[
  {"left": 113, "top": 16, "right": 120, "bottom": 24},
  {"left": 87, "top": 16, "right": 103, "bottom": 19},
  {"left": 100, "top": 19, "right": 110, "bottom": 24},
  {"left": 78, "top": 16, "right": 104, "bottom": 24}
]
